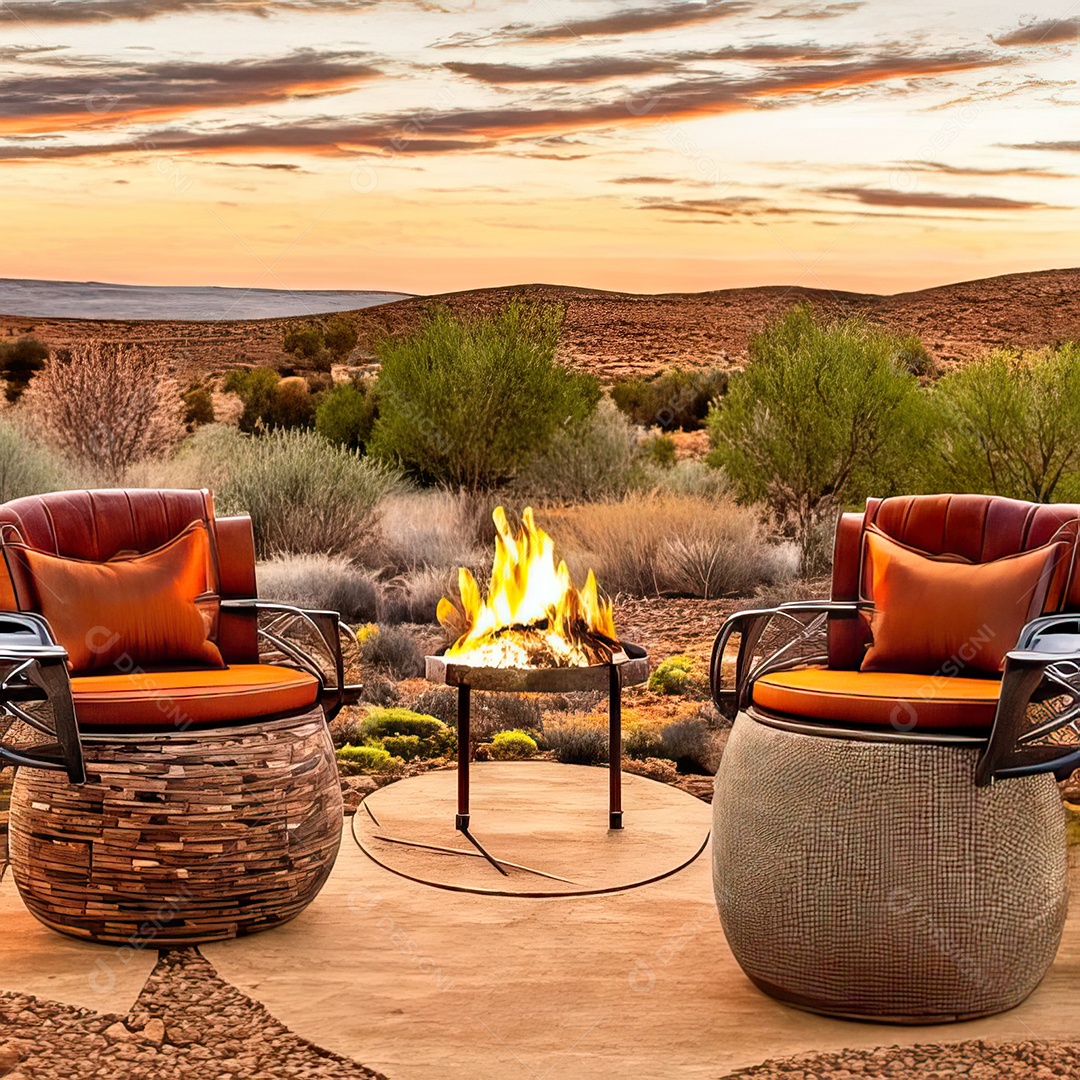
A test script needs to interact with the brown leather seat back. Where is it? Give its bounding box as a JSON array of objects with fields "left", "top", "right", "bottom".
[
  {"left": 0, "top": 489, "right": 259, "bottom": 664},
  {"left": 829, "top": 494, "right": 1080, "bottom": 668}
]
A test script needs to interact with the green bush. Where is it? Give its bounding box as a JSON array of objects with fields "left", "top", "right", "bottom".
[
  {"left": 649, "top": 655, "right": 698, "bottom": 695},
  {"left": 182, "top": 384, "right": 215, "bottom": 428},
  {"left": 283, "top": 324, "right": 324, "bottom": 360},
  {"left": 930, "top": 344, "right": 1080, "bottom": 502},
  {"left": 611, "top": 367, "right": 728, "bottom": 431},
  {"left": 707, "top": 305, "right": 930, "bottom": 560},
  {"left": 369, "top": 301, "right": 600, "bottom": 489},
  {"left": 217, "top": 428, "right": 397, "bottom": 558},
  {"left": 514, "top": 397, "right": 639, "bottom": 504},
  {"left": 324, "top": 316, "right": 358, "bottom": 360},
  {"left": 223, "top": 369, "right": 316, "bottom": 432},
  {"left": 641, "top": 433, "right": 677, "bottom": 469},
  {"left": 336, "top": 744, "right": 402, "bottom": 773},
  {"left": 316, "top": 382, "right": 377, "bottom": 452},
  {"left": 0, "top": 336, "right": 48, "bottom": 403},
  {"left": 0, "top": 418, "right": 73, "bottom": 502},
  {"left": 490, "top": 729, "right": 538, "bottom": 760},
  {"left": 360, "top": 708, "right": 455, "bottom": 758}
]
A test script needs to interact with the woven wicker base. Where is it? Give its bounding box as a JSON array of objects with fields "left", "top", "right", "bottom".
[
  {"left": 713, "top": 713, "right": 1069, "bottom": 1023},
  {"left": 8, "top": 706, "right": 343, "bottom": 946}
]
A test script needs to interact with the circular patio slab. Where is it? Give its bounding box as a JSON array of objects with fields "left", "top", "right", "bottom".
[{"left": 351, "top": 761, "right": 710, "bottom": 897}]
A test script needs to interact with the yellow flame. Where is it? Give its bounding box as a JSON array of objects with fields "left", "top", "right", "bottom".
[{"left": 438, "top": 507, "right": 619, "bottom": 668}]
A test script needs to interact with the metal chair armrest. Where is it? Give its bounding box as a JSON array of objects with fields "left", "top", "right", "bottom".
[
  {"left": 710, "top": 601, "right": 865, "bottom": 721},
  {"left": 221, "top": 600, "right": 360, "bottom": 720},
  {"left": 976, "top": 614, "right": 1080, "bottom": 786},
  {"left": 0, "top": 613, "right": 84, "bottom": 782}
]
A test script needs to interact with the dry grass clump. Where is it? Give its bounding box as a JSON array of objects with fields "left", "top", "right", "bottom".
[
  {"left": 357, "top": 624, "right": 425, "bottom": 680},
  {"left": 539, "top": 707, "right": 663, "bottom": 766},
  {"left": 257, "top": 554, "right": 380, "bottom": 622},
  {"left": 659, "top": 718, "right": 726, "bottom": 774},
  {"left": 377, "top": 566, "right": 456, "bottom": 625},
  {"left": 549, "top": 493, "right": 798, "bottom": 599}
]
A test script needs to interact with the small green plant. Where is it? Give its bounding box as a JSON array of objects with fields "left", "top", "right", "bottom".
[
  {"left": 0, "top": 336, "right": 48, "bottom": 402},
  {"left": 336, "top": 744, "right": 402, "bottom": 773},
  {"left": 641, "top": 433, "right": 677, "bottom": 469},
  {"left": 360, "top": 708, "right": 456, "bottom": 759},
  {"left": 380, "top": 734, "right": 423, "bottom": 761},
  {"left": 490, "top": 729, "right": 538, "bottom": 760},
  {"left": 649, "top": 655, "right": 698, "bottom": 695}
]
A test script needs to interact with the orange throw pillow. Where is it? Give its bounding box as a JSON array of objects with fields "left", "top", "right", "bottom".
[
  {"left": 3, "top": 521, "right": 224, "bottom": 674},
  {"left": 861, "top": 529, "right": 1064, "bottom": 675}
]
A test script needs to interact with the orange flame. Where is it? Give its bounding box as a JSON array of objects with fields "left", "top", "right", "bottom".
[{"left": 437, "top": 507, "right": 619, "bottom": 668}]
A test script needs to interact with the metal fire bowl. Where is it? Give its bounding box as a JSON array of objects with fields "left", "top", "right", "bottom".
[{"left": 425, "top": 642, "right": 649, "bottom": 693}]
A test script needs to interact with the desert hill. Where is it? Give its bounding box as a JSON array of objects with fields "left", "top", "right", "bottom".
[{"left": 1, "top": 268, "right": 1077, "bottom": 383}]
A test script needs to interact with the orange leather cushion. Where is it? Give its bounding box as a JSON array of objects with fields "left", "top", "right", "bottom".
[
  {"left": 861, "top": 529, "right": 1063, "bottom": 675},
  {"left": 752, "top": 668, "right": 1000, "bottom": 732},
  {"left": 71, "top": 664, "right": 320, "bottom": 729},
  {"left": 4, "top": 521, "right": 224, "bottom": 675}
]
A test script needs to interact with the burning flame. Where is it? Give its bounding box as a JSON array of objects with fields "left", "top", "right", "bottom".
[{"left": 437, "top": 507, "right": 620, "bottom": 669}]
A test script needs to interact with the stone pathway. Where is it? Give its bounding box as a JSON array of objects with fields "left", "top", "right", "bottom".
[
  {"left": 0, "top": 949, "right": 384, "bottom": 1080},
  {"left": 720, "top": 1040, "right": 1080, "bottom": 1079}
]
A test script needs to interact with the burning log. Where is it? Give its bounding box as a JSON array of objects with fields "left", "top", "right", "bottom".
[{"left": 437, "top": 507, "right": 622, "bottom": 668}]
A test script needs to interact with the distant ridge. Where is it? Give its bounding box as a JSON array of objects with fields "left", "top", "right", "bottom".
[
  {"left": 1, "top": 268, "right": 1077, "bottom": 380},
  {"left": 0, "top": 278, "right": 411, "bottom": 321}
]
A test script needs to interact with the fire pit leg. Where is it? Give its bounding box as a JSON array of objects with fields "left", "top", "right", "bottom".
[
  {"left": 456, "top": 685, "right": 471, "bottom": 832},
  {"left": 609, "top": 664, "right": 623, "bottom": 830}
]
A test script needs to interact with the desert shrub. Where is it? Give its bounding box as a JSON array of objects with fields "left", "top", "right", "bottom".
[
  {"left": 707, "top": 305, "right": 931, "bottom": 556},
  {"left": 224, "top": 369, "right": 316, "bottom": 432},
  {"left": 324, "top": 316, "right": 359, "bottom": 360},
  {"left": 336, "top": 744, "right": 402, "bottom": 774},
  {"left": 283, "top": 324, "right": 324, "bottom": 360},
  {"left": 182, "top": 384, "right": 215, "bottom": 429},
  {"left": 378, "top": 567, "right": 455, "bottom": 625},
  {"left": 218, "top": 428, "right": 398, "bottom": 558},
  {"left": 896, "top": 335, "right": 938, "bottom": 378},
  {"left": 22, "top": 340, "right": 185, "bottom": 482},
  {"left": 641, "top": 458, "right": 730, "bottom": 499},
  {"left": 357, "top": 624, "right": 425, "bottom": 679},
  {"left": 552, "top": 494, "right": 797, "bottom": 598},
  {"left": 514, "top": 397, "right": 639, "bottom": 504},
  {"left": 621, "top": 710, "right": 665, "bottom": 759},
  {"left": 408, "top": 685, "right": 458, "bottom": 725},
  {"left": 622, "top": 757, "right": 678, "bottom": 784},
  {"left": 256, "top": 554, "right": 379, "bottom": 622},
  {"left": 0, "top": 418, "right": 73, "bottom": 502},
  {"left": 360, "top": 708, "right": 455, "bottom": 759},
  {"left": 490, "top": 729, "right": 538, "bottom": 760},
  {"left": 660, "top": 718, "right": 726, "bottom": 774},
  {"left": 930, "top": 344, "right": 1080, "bottom": 502},
  {"left": 471, "top": 693, "right": 543, "bottom": 741},
  {"left": 641, "top": 433, "right": 677, "bottom": 469},
  {"left": 649, "top": 654, "right": 699, "bottom": 695},
  {"left": 611, "top": 367, "right": 728, "bottom": 431},
  {"left": 0, "top": 336, "right": 48, "bottom": 402},
  {"left": 131, "top": 422, "right": 247, "bottom": 491},
  {"left": 316, "top": 381, "right": 377, "bottom": 452},
  {"left": 538, "top": 712, "right": 609, "bottom": 766},
  {"left": 367, "top": 490, "right": 495, "bottom": 574},
  {"left": 369, "top": 301, "right": 600, "bottom": 489},
  {"left": 360, "top": 674, "right": 400, "bottom": 707}
]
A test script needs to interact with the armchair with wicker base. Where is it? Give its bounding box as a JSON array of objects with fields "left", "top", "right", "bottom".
[
  {"left": 710, "top": 494, "right": 1080, "bottom": 1023},
  {"left": 0, "top": 489, "right": 359, "bottom": 946}
]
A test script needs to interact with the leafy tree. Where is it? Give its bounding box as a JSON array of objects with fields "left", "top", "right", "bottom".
[
  {"left": 0, "top": 336, "right": 49, "bottom": 402},
  {"left": 931, "top": 343, "right": 1080, "bottom": 502},
  {"left": 324, "top": 316, "right": 358, "bottom": 361},
  {"left": 369, "top": 302, "right": 599, "bottom": 489},
  {"left": 22, "top": 341, "right": 184, "bottom": 482},
  {"left": 316, "top": 381, "right": 377, "bottom": 452},
  {"left": 707, "top": 305, "right": 930, "bottom": 555}
]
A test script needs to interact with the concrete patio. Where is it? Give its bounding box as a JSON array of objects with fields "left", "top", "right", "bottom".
[{"left": 1, "top": 763, "right": 1079, "bottom": 1078}]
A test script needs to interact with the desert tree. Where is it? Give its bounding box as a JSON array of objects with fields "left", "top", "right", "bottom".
[
  {"left": 707, "top": 304, "right": 931, "bottom": 564},
  {"left": 931, "top": 343, "right": 1080, "bottom": 503},
  {"left": 22, "top": 340, "right": 185, "bottom": 483}
]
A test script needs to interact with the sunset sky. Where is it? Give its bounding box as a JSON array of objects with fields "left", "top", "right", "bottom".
[{"left": 0, "top": 0, "right": 1077, "bottom": 296}]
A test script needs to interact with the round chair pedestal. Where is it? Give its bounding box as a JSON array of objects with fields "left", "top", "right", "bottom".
[
  {"left": 713, "top": 713, "right": 1069, "bottom": 1023},
  {"left": 8, "top": 706, "right": 343, "bottom": 946}
]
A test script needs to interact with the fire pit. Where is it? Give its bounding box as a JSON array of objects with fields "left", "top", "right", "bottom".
[{"left": 425, "top": 508, "right": 649, "bottom": 872}]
